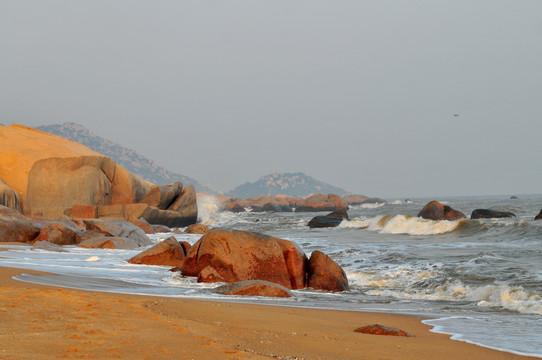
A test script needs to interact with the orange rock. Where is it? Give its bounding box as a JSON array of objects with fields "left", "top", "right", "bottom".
[
  {"left": 70, "top": 205, "right": 97, "bottom": 219},
  {"left": 354, "top": 324, "right": 414, "bottom": 337},
  {"left": 32, "top": 222, "right": 80, "bottom": 245},
  {"left": 128, "top": 236, "right": 186, "bottom": 266},
  {"left": 307, "top": 250, "right": 349, "bottom": 292},
  {"left": 216, "top": 280, "right": 294, "bottom": 298},
  {"left": 418, "top": 200, "right": 465, "bottom": 221},
  {"left": 184, "top": 224, "right": 208, "bottom": 234},
  {"left": 0, "top": 205, "right": 42, "bottom": 243}
]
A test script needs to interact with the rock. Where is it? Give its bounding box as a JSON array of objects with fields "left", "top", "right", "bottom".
[
  {"left": 471, "top": 209, "right": 516, "bottom": 219},
  {"left": 139, "top": 182, "right": 184, "bottom": 210},
  {"left": 535, "top": 209, "right": 542, "bottom": 220},
  {"left": 184, "top": 224, "right": 209, "bottom": 234},
  {"left": 417, "top": 201, "right": 466, "bottom": 221},
  {"left": 75, "top": 230, "right": 106, "bottom": 244},
  {"left": 0, "top": 205, "right": 42, "bottom": 243},
  {"left": 295, "top": 193, "right": 349, "bottom": 212},
  {"left": 168, "top": 185, "right": 198, "bottom": 224},
  {"left": 182, "top": 229, "right": 307, "bottom": 289},
  {"left": 342, "top": 194, "right": 369, "bottom": 205},
  {"left": 307, "top": 250, "right": 349, "bottom": 292},
  {"left": 32, "top": 240, "right": 68, "bottom": 252},
  {"left": 216, "top": 280, "right": 294, "bottom": 298},
  {"left": 84, "top": 220, "right": 152, "bottom": 246},
  {"left": 308, "top": 210, "right": 349, "bottom": 228},
  {"left": 78, "top": 236, "right": 140, "bottom": 249},
  {"left": 361, "top": 197, "right": 387, "bottom": 204},
  {"left": 0, "top": 177, "right": 21, "bottom": 211},
  {"left": 32, "top": 222, "right": 80, "bottom": 245},
  {"left": 141, "top": 206, "right": 197, "bottom": 228},
  {"left": 354, "top": 324, "right": 414, "bottom": 337},
  {"left": 129, "top": 217, "right": 155, "bottom": 234},
  {"left": 152, "top": 224, "right": 172, "bottom": 233},
  {"left": 128, "top": 236, "right": 186, "bottom": 266},
  {"left": 70, "top": 204, "right": 98, "bottom": 219},
  {"left": 510, "top": 196, "right": 518, "bottom": 199}
]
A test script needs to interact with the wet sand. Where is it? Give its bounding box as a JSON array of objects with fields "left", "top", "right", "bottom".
[{"left": 0, "top": 266, "right": 537, "bottom": 360}]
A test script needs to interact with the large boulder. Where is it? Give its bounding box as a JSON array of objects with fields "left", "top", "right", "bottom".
[
  {"left": 417, "top": 201, "right": 466, "bottom": 221},
  {"left": 128, "top": 236, "right": 186, "bottom": 266},
  {"left": 308, "top": 210, "right": 349, "bottom": 228},
  {"left": 140, "top": 182, "right": 184, "bottom": 210},
  {"left": 471, "top": 209, "right": 516, "bottom": 219},
  {"left": 181, "top": 229, "right": 307, "bottom": 289},
  {"left": 0, "top": 178, "right": 21, "bottom": 211},
  {"left": 84, "top": 220, "right": 152, "bottom": 246},
  {"left": 307, "top": 250, "right": 349, "bottom": 292},
  {"left": 295, "top": 193, "right": 349, "bottom": 212},
  {"left": 168, "top": 185, "right": 198, "bottom": 224},
  {"left": 216, "top": 280, "right": 294, "bottom": 298},
  {"left": 32, "top": 222, "right": 80, "bottom": 245},
  {"left": 0, "top": 205, "right": 42, "bottom": 243},
  {"left": 140, "top": 206, "right": 196, "bottom": 228}
]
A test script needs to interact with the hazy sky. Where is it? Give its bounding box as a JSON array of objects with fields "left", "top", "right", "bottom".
[{"left": 1, "top": 1, "right": 542, "bottom": 198}]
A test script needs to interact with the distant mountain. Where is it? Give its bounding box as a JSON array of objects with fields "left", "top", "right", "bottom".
[
  {"left": 227, "top": 172, "right": 349, "bottom": 198},
  {"left": 35, "top": 122, "right": 214, "bottom": 193}
]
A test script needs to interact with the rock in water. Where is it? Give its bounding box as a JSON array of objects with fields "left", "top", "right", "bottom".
[
  {"left": 471, "top": 209, "right": 516, "bottom": 219},
  {"left": 128, "top": 236, "right": 186, "bottom": 266},
  {"left": 0, "top": 205, "right": 42, "bottom": 243},
  {"left": 417, "top": 200, "right": 465, "bottom": 221},
  {"left": 308, "top": 209, "right": 349, "bottom": 228},
  {"left": 307, "top": 250, "right": 349, "bottom": 292},
  {"left": 216, "top": 280, "right": 294, "bottom": 298},
  {"left": 535, "top": 209, "right": 542, "bottom": 220}
]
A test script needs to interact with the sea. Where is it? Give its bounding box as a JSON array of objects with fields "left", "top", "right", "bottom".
[{"left": 1, "top": 194, "right": 541, "bottom": 358}]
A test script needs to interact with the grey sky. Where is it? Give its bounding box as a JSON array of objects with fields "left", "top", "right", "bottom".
[{"left": 1, "top": 1, "right": 541, "bottom": 198}]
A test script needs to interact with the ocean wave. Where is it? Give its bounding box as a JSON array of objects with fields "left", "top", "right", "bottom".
[
  {"left": 349, "top": 270, "right": 542, "bottom": 315},
  {"left": 340, "top": 214, "right": 464, "bottom": 235},
  {"left": 197, "top": 195, "right": 241, "bottom": 226}
]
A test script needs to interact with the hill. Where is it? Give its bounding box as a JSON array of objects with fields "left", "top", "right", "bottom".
[
  {"left": 226, "top": 172, "right": 349, "bottom": 198},
  {"left": 35, "top": 122, "right": 214, "bottom": 193}
]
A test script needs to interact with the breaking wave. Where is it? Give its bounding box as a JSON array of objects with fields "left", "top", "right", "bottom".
[{"left": 340, "top": 214, "right": 464, "bottom": 235}]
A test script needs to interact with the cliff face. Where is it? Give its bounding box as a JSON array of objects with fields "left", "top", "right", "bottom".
[
  {"left": 35, "top": 122, "right": 213, "bottom": 193},
  {"left": 226, "top": 172, "right": 348, "bottom": 198}
]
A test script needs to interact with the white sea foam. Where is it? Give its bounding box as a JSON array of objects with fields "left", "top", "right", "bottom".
[
  {"left": 196, "top": 195, "right": 240, "bottom": 225},
  {"left": 340, "top": 214, "right": 461, "bottom": 235}
]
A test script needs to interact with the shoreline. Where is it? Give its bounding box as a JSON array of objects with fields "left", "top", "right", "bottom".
[{"left": 0, "top": 266, "right": 538, "bottom": 359}]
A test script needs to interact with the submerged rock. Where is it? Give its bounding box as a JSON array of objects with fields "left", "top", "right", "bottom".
[
  {"left": 308, "top": 210, "right": 349, "bottom": 228},
  {"left": 216, "top": 280, "right": 294, "bottom": 298},
  {"left": 535, "top": 209, "right": 542, "bottom": 220}
]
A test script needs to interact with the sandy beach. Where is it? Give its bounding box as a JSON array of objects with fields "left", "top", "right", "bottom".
[{"left": 0, "top": 266, "right": 537, "bottom": 360}]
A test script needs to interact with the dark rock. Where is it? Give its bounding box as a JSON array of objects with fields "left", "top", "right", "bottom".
[
  {"left": 361, "top": 197, "right": 387, "bottom": 204},
  {"left": 308, "top": 210, "right": 349, "bottom": 228},
  {"left": 535, "top": 209, "right": 542, "bottom": 220},
  {"left": 168, "top": 185, "right": 198, "bottom": 224},
  {"left": 471, "top": 209, "right": 516, "bottom": 219},
  {"left": 417, "top": 200, "right": 466, "bottom": 221},
  {"left": 216, "top": 280, "right": 294, "bottom": 298},
  {"left": 307, "top": 250, "right": 349, "bottom": 292},
  {"left": 141, "top": 206, "right": 196, "bottom": 228},
  {"left": 510, "top": 196, "right": 518, "bottom": 199},
  {"left": 152, "top": 224, "right": 172, "bottom": 233},
  {"left": 139, "top": 181, "right": 184, "bottom": 210},
  {"left": 354, "top": 324, "right": 414, "bottom": 337}
]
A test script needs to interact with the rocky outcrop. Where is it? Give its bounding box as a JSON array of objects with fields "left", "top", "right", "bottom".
[
  {"left": 0, "top": 124, "right": 197, "bottom": 227},
  {"left": 535, "top": 209, "right": 542, "bottom": 220},
  {"left": 180, "top": 229, "right": 348, "bottom": 293},
  {"left": 0, "top": 178, "right": 21, "bottom": 211},
  {"left": 216, "top": 280, "right": 294, "bottom": 298},
  {"left": 308, "top": 210, "right": 349, "bottom": 228},
  {"left": 0, "top": 205, "right": 42, "bottom": 243},
  {"left": 471, "top": 209, "right": 516, "bottom": 219},
  {"left": 295, "top": 193, "right": 348, "bottom": 212},
  {"left": 307, "top": 250, "right": 349, "bottom": 292},
  {"left": 354, "top": 324, "right": 414, "bottom": 337},
  {"left": 417, "top": 201, "right": 466, "bottom": 221},
  {"left": 182, "top": 230, "right": 307, "bottom": 289},
  {"left": 128, "top": 236, "right": 186, "bottom": 266}
]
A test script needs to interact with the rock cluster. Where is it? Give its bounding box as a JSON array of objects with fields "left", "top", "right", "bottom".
[{"left": 0, "top": 124, "right": 197, "bottom": 227}]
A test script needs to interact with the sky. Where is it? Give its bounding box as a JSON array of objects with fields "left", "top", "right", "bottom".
[{"left": 1, "top": 1, "right": 542, "bottom": 199}]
